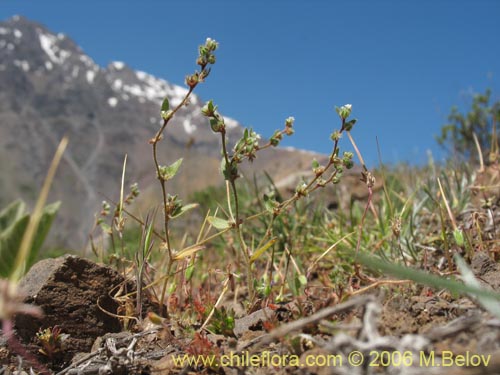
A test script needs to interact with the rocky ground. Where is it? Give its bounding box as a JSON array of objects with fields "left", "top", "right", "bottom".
[{"left": 1, "top": 253, "right": 500, "bottom": 374}]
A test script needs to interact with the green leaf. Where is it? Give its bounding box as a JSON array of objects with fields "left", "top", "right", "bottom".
[
  {"left": 143, "top": 220, "right": 155, "bottom": 257},
  {"left": 453, "top": 228, "right": 464, "bottom": 246},
  {"left": 185, "top": 263, "right": 195, "bottom": 281},
  {"left": 344, "top": 118, "right": 357, "bottom": 131},
  {"left": 161, "top": 97, "right": 170, "bottom": 113},
  {"left": 0, "top": 201, "right": 60, "bottom": 278},
  {"left": 100, "top": 222, "right": 112, "bottom": 234},
  {"left": 221, "top": 159, "right": 237, "bottom": 181},
  {"left": 0, "top": 215, "right": 29, "bottom": 278},
  {"left": 210, "top": 118, "right": 222, "bottom": 132},
  {"left": 312, "top": 159, "right": 320, "bottom": 169},
  {"left": 170, "top": 203, "right": 199, "bottom": 219},
  {"left": 207, "top": 216, "right": 231, "bottom": 230},
  {"left": 263, "top": 194, "right": 278, "bottom": 214},
  {"left": 0, "top": 200, "right": 26, "bottom": 232},
  {"left": 298, "top": 274, "right": 308, "bottom": 286},
  {"left": 357, "top": 251, "right": 500, "bottom": 301},
  {"left": 163, "top": 158, "right": 183, "bottom": 181},
  {"left": 27, "top": 201, "right": 60, "bottom": 270}
]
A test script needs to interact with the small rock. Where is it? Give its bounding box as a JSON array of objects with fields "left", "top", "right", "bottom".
[
  {"left": 471, "top": 252, "right": 500, "bottom": 291},
  {"left": 233, "top": 308, "right": 273, "bottom": 338}
]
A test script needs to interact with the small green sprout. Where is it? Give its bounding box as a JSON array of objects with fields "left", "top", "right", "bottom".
[{"left": 36, "top": 326, "right": 69, "bottom": 358}]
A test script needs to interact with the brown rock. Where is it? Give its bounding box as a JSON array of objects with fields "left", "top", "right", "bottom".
[{"left": 15, "top": 255, "right": 125, "bottom": 363}]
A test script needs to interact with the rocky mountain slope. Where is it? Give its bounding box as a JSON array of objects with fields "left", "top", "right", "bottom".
[{"left": 0, "top": 16, "right": 328, "bottom": 248}]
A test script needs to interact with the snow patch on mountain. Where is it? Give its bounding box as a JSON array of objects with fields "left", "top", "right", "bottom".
[
  {"left": 13, "top": 59, "right": 29, "bottom": 71},
  {"left": 112, "top": 79, "right": 123, "bottom": 90},
  {"left": 283, "top": 146, "right": 318, "bottom": 156},
  {"left": 183, "top": 117, "right": 197, "bottom": 134},
  {"left": 108, "top": 97, "right": 118, "bottom": 107},
  {"left": 86, "top": 70, "right": 95, "bottom": 84},
  {"left": 79, "top": 55, "right": 98, "bottom": 69},
  {"left": 108, "top": 69, "right": 193, "bottom": 107},
  {"left": 39, "top": 32, "right": 71, "bottom": 65},
  {"left": 223, "top": 116, "right": 239, "bottom": 129},
  {"left": 112, "top": 61, "right": 125, "bottom": 70}
]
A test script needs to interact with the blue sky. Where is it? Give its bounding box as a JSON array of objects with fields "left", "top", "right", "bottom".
[{"left": 1, "top": 0, "right": 499, "bottom": 167}]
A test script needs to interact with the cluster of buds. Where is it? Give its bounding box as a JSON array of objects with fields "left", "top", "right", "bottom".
[
  {"left": 312, "top": 159, "right": 325, "bottom": 176},
  {"left": 197, "top": 38, "right": 218, "bottom": 69},
  {"left": 97, "top": 200, "right": 111, "bottom": 223},
  {"left": 165, "top": 194, "right": 183, "bottom": 219},
  {"left": 185, "top": 38, "right": 219, "bottom": 89},
  {"left": 124, "top": 183, "right": 140, "bottom": 205},
  {"left": 202, "top": 100, "right": 226, "bottom": 133},
  {"left": 284, "top": 116, "right": 295, "bottom": 135},
  {"left": 335, "top": 104, "right": 357, "bottom": 131},
  {"left": 335, "top": 104, "right": 352, "bottom": 120},
  {"left": 263, "top": 193, "right": 281, "bottom": 216},
  {"left": 342, "top": 151, "right": 354, "bottom": 169},
  {"left": 233, "top": 128, "right": 261, "bottom": 162},
  {"left": 295, "top": 182, "right": 309, "bottom": 197},
  {"left": 270, "top": 117, "right": 295, "bottom": 146},
  {"left": 330, "top": 130, "right": 341, "bottom": 142}
]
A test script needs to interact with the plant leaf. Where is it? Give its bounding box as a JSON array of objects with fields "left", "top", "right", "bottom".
[
  {"left": 263, "top": 194, "right": 278, "bottom": 214},
  {"left": 173, "top": 245, "right": 205, "bottom": 261},
  {"left": 163, "top": 158, "right": 183, "bottom": 181},
  {"left": 207, "top": 216, "right": 231, "bottom": 230},
  {"left": 0, "top": 201, "right": 60, "bottom": 278},
  {"left": 27, "top": 201, "right": 60, "bottom": 270},
  {"left": 0, "top": 215, "right": 29, "bottom": 278},
  {"left": 357, "top": 251, "right": 500, "bottom": 301},
  {"left": 170, "top": 203, "right": 198, "bottom": 219},
  {"left": 0, "top": 200, "right": 26, "bottom": 232},
  {"left": 161, "top": 97, "right": 170, "bottom": 113},
  {"left": 250, "top": 237, "right": 277, "bottom": 263}
]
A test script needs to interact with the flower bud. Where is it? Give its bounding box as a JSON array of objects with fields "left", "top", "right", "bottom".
[
  {"left": 185, "top": 73, "right": 199, "bottom": 88},
  {"left": 205, "top": 38, "right": 219, "bottom": 52},
  {"left": 161, "top": 109, "right": 173, "bottom": 120},
  {"left": 330, "top": 130, "right": 341, "bottom": 141},
  {"left": 201, "top": 100, "right": 217, "bottom": 117},
  {"left": 196, "top": 56, "right": 207, "bottom": 67},
  {"left": 335, "top": 104, "right": 352, "bottom": 120}
]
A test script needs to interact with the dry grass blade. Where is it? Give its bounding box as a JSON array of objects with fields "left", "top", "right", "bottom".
[
  {"left": 118, "top": 154, "right": 127, "bottom": 228},
  {"left": 306, "top": 231, "right": 355, "bottom": 277},
  {"left": 173, "top": 245, "right": 206, "bottom": 261}
]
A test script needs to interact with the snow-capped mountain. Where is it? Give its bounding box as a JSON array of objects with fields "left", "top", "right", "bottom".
[{"left": 0, "top": 16, "right": 326, "bottom": 248}]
